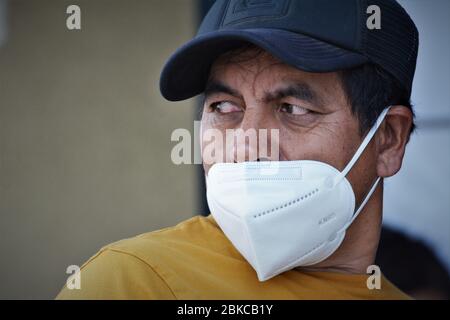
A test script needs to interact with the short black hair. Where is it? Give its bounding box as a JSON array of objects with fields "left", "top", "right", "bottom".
[{"left": 339, "top": 63, "right": 416, "bottom": 137}]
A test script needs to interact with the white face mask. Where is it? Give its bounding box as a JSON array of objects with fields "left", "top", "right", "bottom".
[{"left": 205, "top": 107, "right": 391, "bottom": 281}]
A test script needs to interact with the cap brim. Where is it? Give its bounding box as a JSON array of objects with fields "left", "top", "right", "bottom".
[{"left": 160, "top": 28, "right": 368, "bottom": 101}]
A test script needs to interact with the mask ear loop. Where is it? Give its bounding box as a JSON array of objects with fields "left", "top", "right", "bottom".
[
  {"left": 332, "top": 106, "right": 391, "bottom": 187},
  {"left": 332, "top": 106, "right": 391, "bottom": 224},
  {"left": 347, "top": 176, "right": 381, "bottom": 226}
]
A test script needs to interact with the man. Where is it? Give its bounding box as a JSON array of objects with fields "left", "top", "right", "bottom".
[{"left": 57, "top": 0, "right": 418, "bottom": 299}]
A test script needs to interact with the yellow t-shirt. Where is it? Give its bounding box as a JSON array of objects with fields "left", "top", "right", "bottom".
[{"left": 56, "top": 214, "right": 410, "bottom": 300}]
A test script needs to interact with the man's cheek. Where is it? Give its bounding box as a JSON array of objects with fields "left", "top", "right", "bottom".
[{"left": 201, "top": 127, "right": 227, "bottom": 165}]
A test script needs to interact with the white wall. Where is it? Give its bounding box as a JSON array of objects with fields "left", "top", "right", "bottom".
[{"left": 384, "top": 0, "right": 450, "bottom": 271}]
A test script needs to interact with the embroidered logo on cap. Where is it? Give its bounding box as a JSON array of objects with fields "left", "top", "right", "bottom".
[{"left": 222, "top": 0, "right": 291, "bottom": 26}]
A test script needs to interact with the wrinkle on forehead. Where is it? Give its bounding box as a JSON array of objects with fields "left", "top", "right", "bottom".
[
  {"left": 209, "top": 46, "right": 289, "bottom": 100},
  {"left": 207, "top": 44, "right": 349, "bottom": 114}
]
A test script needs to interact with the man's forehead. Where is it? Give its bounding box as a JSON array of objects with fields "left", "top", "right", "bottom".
[
  {"left": 208, "top": 44, "right": 341, "bottom": 86},
  {"left": 208, "top": 47, "right": 307, "bottom": 96},
  {"left": 207, "top": 47, "right": 343, "bottom": 103}
]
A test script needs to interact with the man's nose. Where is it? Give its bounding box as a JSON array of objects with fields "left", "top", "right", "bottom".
[{"left": 231, "top": 109, "right": 279, "bottom": 163}]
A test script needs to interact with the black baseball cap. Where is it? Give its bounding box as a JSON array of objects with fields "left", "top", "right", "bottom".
[{"left": 160, "top": 0, "right": 418, "bottom": 101}]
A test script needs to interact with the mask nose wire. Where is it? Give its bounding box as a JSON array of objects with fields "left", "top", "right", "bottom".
[{"left": 332, "top": 106, "right": 392, "bottom": 188}]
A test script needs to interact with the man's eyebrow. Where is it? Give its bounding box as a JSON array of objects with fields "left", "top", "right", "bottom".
[
  {"left": 204, "top": 81, "right": 243, "bottom": 100},
  {"left": 204, "top": 80, "right": 324, "bottom": 107},
  {"left": 264, "top": 83, "right": 323, "bottom": 106}
]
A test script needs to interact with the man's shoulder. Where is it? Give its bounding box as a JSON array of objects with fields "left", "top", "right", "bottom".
[
  {"left": 108, "top": 214, "right": 218, "bottom": 245},
  {"left": 97, "top": 214, "right": 226, "bottom": 265},
  {"left": 57, "top": 215, "right": 226, "bottom": 299}
]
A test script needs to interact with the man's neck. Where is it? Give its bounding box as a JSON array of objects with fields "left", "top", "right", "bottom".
[{"left": 296, "top": 183, "right": 383, "bottom": 275}]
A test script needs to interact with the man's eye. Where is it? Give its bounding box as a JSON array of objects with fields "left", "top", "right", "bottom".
[
  {"left": 210, "top": 101, "right": 242, "bottom": 114},
  {"left": 278, "top": 103, "right": 310, "bottom": 115}
]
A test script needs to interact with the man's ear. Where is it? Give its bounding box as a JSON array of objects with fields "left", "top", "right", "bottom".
[{"left": 376, "top": 105, "right": 414, "bottom": 178}]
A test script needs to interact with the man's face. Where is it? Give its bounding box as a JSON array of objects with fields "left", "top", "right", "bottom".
[{"left": 201, "top": 47, "right": 378, "bottom": 201}]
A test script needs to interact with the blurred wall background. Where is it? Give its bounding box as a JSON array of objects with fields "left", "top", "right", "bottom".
[
  {"left": 384, "top": 0, "right": 450, "bottom": 273},
  {"left": 0, "top": 0, "right": 199, "bottom": 299}
]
